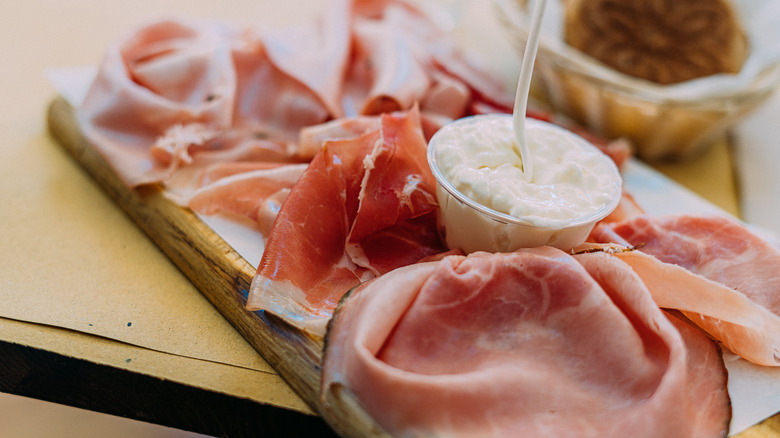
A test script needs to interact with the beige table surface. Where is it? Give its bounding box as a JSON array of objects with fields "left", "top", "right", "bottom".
[{"left": 0, "top": 0, "right": 756, "bottom": 436}]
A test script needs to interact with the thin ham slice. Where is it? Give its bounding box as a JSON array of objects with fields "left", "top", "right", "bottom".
[
  {"left": 592, "top": 214, "right": 780, "bottom": 314},
  {"left": 345, "top": 106, "right": 439, "bottom": 271},
  {"left": 187, "top": 163, "right": 307, "bottom": 226},
  {"left": 343, "top": 0, "right": 515, "bottom": 121},
  {"left": 587, "top": 191, "right": 645, "bottom": 230},
  {"left": 590, "top": 214, "right": 780, "bottom": 365},
  {"left": 230, "top": 30, "right": 332, "bottom": 142},
  {"left": 348, "top": 7, "right": 432, "bottom": 115},
  {"left": 196, "top": 161, "right": 289, "bottom": 185},
  {"left": 322, "top": 248, "right": 730, "bottom": 437},
  {"left": 296, "top": 116, "right": 382, "bottom": 160},
  {"left": 159, "top": 133, "right": 301, "bottom": 205},
  {"left": 78, "top": 18, "right": 237, "bottom": 187},
  {"left": 576, "top": 243, "right": 780, "bottom": 367},
  {"left": 420, "top": 70, "right": 471, "bottom": 120},
  {"left": 247, "top": 108, "right": 444, "bottom": 336},
  {"left": 259, "top": 0, "right": 352, "bottom": 119}
]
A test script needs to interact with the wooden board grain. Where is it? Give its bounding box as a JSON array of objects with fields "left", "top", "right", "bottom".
[
  {"left": 46, "top": 96, "right": 382, "bottom": 438},
  {"left": 47, "top": 95, "right": 779, "bottom": 438}
]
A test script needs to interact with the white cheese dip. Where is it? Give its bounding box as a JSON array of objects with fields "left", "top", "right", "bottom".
[{"left": 427, "top": 114, "right": 622, "bottom": 253}]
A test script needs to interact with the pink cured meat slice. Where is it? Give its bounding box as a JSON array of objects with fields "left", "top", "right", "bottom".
[
  {"left": 343, "top": 0, "right": 514, "bottom": 119},
  {"left": 590, "top": 214, "right": 780, "bottom": 364},
  {"left": 348, "top": 6, "right": 432, "bottom": 115},
  {"left": 260, "top": 0, "right": 352, "bottom": 119},
  {"left": 78, "top": 18, "right": 237, "bottom": 187},
  {"left": 322, "top": 248, "right": 730, "bottom": 437},
  {"left": 596, "top": 191, "right": 645, "bottom": 224},
  {"left": 230, "top": 32, "right": 331, "bottom": 142},
  {"left": 196, "top": 161, "right": 289, "bottom": 185},
  {"left": 297, "top": 116, "right": 382, "bottom": 160},
  {"left": 573, "top": 251, "right": 731, "bottom": 437},
  {"left": 247, "top": 130, "right": 372, "bottom": 331},
  {"left": 187, "top": 163, "right": 307, "bottom": 225},
  {"left": 78, "top": 17, "right": 321, "bottom": 192},
  {"left": 247, "top": 108, "right": 443, "bottom": 336},
  {"left": 578, "top": 244, "right": 780, "bottom": 366},
  {"left": 592, "top": 214, "right": 780, "bottom": 315},
  {"left": 345, "top": 105, "right": 440, "bottom": 272}
]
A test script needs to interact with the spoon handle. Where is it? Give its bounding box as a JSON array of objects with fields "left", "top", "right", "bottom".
[{"left": 513, "top": 0, "right": 547, "bottom": 182}]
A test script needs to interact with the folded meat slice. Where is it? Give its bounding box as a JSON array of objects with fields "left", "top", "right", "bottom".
[
  {"left": 187, "top": 163, "right": 307, "bottom": 227},
  {"left": 247, "top": 108, "right": 444, "bottom": 336},
  {"left": 344, "top": 0, "right": 514, "bottom": 121},
  {"left": 579, "top": 244, "right": 780, "bottom": 366},
  {"left": 230, "top": 30, "right": 332, "bottom": 143},
  {"left": 322, "top": 248, "right": 730, "bottom": 437},
  {"left": 348, "top": 7, "right": 432, "bottom": 116},
  {"left": 247, "top": 128, "right": 373, "bottom": 333},
  {"left": 345, "top": 106, "right": 439, "bottom": 272},
  {"left": 260, "top": 0, "right": 352, "bottom": 119},
  {"left": 297, "top": 116, "right": 382, "bottom": 160},
  {"left": 590, "top": 213, "right": 780, "bottom": 365},
  {"left": 573, "top": 251, "right": 731, "bottom": 437},
  {"left": 593, "top": 214, "right": 780, "bottom": 314},
  {"left": 78, "top": 18, "right": 237, "bottom": 187}
]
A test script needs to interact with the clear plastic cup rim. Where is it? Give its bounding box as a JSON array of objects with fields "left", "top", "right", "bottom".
[{"left": 427, "top": 115, "right": 623, "bottom": 233}]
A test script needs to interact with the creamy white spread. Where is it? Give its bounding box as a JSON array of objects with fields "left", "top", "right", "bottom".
[{"left": 431, "top": 114, "right": 621, "bottom": 228}]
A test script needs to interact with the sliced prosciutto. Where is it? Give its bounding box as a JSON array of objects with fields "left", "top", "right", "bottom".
[
  {"left": 247, "top": 108, "right": 444, "bottom": 336},
  {"left": 258, "top": 0, "right": 352, "bottom": 119},
  {"left": 187, "top": 163, "right": 307, "bottom": 227},
  {"left": 591, "top": 214, "right": 780, "bottom": 314},
  {"left": 591, "top": 245, "right": 780, "bottom": 366},
  {"left": 296, "top": 116, "right": 382, "bottom": 160},
  {"left": 322, "top": 248, "right": 730, "bottom": 437},
  {"left": 344, "top": 107, "right": 440, "bottom": 271},
  {"left": 590, "top": 213, "right": 780, "bottom": 365},
  {"left": 77, "top": 0, "right": 518, "bottom": 198}
]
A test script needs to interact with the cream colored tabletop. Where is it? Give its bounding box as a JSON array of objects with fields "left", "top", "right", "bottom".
[{"left": 0, "top": 0, "right": 759, "bottom": 436}]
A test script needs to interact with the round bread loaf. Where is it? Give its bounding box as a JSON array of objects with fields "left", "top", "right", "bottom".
[{"left": 563, "top": 0, "right": 749, "bottom": 84}]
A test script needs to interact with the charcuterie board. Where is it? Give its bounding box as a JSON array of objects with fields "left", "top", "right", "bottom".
[{"left": 47, "top": 93, "right": 780, "bottom": 437}]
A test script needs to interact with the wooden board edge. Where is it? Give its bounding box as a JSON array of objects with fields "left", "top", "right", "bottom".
[{"left": 45, "top": 96, "right": 384, "bottom": 438}]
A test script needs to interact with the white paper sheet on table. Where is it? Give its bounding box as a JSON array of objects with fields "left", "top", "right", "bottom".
[
  {"left": 49, "top": 62, "right": 779, "bottom": 435},
  {"left": 734, "top": 89, "right": 780, "bottom": 239}
]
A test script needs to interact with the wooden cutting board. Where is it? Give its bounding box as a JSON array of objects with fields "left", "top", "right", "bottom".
[{"left": 46, "top": 96, "right": 779, "bottom": 437}]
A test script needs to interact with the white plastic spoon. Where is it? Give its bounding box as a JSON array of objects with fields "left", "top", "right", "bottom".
[{"left": 512, "top": 0, "right": 547, "bottom": 182}]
